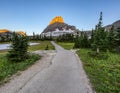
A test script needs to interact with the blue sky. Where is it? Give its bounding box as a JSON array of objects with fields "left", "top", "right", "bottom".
[{"left": 0, "top": 0, "right": 120, "bottom": 35}]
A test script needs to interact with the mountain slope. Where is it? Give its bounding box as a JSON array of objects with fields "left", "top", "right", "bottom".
[
  {"left": 43, "top": 22, "right": 76, "bottom": 33},
  {"left": 105, "top": 20, "right": 120, "bottom": 31}
]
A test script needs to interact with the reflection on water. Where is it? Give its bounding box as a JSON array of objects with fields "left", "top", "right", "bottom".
[{"left": 0, "top": 43, "right": 39, "bottom": 50}]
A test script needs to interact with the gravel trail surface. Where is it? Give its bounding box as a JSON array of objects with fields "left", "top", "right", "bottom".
[{"left": 0, "top": 41, "right": 93, "bottom": 93}]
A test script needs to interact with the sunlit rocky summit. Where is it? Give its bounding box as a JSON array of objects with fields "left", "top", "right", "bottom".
[
  {"left": 0, "top": 29, "right": 26, "bottom": 36},
  {"left": 49, "top": 16, "right": 64, "bottom": 25},
  {"left": 41, "top": 16, "right": 78, "bottom": 37},
  {"left": 0, "top": 29, "right": 26, "bottom": 41}
]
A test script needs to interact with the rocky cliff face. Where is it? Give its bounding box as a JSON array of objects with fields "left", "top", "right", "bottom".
[
  {"left": 43, "top": 22, "right": 76, "bottom": 33},
  {"left": 42, "top": 16, "right": 77, "bottom": 33},
  {"left": 105, "top": 20, "right": 120, "bottom": 31}
]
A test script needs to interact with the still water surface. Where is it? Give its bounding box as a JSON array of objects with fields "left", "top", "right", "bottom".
[{"left": 0, "top": 43, "right": 39, "bottom": 50}]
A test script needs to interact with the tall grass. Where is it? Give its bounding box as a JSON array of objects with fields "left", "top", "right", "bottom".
[
  {"left": 77, "top": 49, "right": 120, "bottom": 93},
  {"left": 0, "top": 53, "right": 40, "bottom": 85}
]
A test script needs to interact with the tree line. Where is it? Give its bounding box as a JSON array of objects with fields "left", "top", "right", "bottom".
[
  {"left": 0, "top": 33, "right": 12, "bottom": 42},
  {"left": 74, "top": 12, "right": 120, "bottom": 53}
]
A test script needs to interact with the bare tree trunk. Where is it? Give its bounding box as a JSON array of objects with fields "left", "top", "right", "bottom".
[{"left": 97, "top": 48, "right": 99, "bottom": 53}]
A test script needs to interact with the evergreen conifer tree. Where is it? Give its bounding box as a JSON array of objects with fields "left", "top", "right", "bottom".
[
  {"left": 107, "top": 26, "right": 116, "bottom": 51},
  {"left": 74, "top": 34, "right": 80, "bottom": 48},
  {"left": 91, "top": 12, "right": 107, "bottom": 53},
  {"left": 7, "top": 32, "right": 29, "bottom": 62}
]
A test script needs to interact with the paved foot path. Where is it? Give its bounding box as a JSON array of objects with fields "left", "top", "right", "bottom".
[{"left": 0, "top": 41, "right": 93, "bottom": 93}]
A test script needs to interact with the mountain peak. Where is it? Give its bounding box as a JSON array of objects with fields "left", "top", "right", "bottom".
[{"left": 49, "top": 16, "right": 64, "bottom": 25}]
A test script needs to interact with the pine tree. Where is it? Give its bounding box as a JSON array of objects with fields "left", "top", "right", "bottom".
[
  {"left": 74, "top": 34, "right": 80, "bottom": 48},
  {"left": 7, "top": 32, "right": 29, "bottom": 62},
  {"left": 107, "top": 26, "right": 116, "bottom": 51},
  {"left": 82, "top": 32, "right": 90, "bottom": 48},
  {"left": 91, "top": 12, "right": 107, "bottom": 53}
]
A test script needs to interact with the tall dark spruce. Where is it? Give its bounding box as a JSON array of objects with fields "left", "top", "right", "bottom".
[{"left": 91, "top": 12, "right": 107, "bottom": 53}]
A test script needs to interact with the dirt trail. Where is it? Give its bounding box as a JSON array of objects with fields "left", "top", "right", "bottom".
[{"left": 0, "top": 42, "right": 93, "bottom": 93}]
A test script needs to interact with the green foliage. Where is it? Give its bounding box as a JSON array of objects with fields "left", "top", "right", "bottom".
[
  {"left": 74, "top": 35, "right": 80, "bottom": 48},
  {"left": 0, "top": 53, "right": 40, "bottom": 85},
  {"left": 77, "top": 49, "right": 120, "bottom": 93},
  {"left": 106, "top": 26, "right": 116, "bottom": 52},
  {"left": 7, "top": 32, "right": 29, "bottom": 62},
  {"left": 56, "top": 34, "right": 74, "bottom": 42},
  {"left": 88, "top": 51, "right": 108, "bottom": 60},
  {"left": 74, "top": 32, "right": 90, "bottom": 48},
  {"left": 90, "top": 12, "right": 120, "bottom": 53},
  {"left": 91, "top": 12, "right": 108, "bottom": 53}
]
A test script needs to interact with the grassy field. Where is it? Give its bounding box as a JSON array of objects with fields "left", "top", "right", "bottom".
[
  {"left": 28, "top": 41, "right": 55, "bottom": 51},
  {"left": 57, "top": 42, "right": 74, "bottom": 50},
  {"left": 77, "top": 49, "right": 120, "bottom": 93},
  {"left": 0, "top": 53, "right": 40, "bottom": 85}
]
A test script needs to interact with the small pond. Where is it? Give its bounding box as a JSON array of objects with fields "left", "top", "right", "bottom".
[{"left": 0, "top": 43, "right": 40, "bottom": 50}]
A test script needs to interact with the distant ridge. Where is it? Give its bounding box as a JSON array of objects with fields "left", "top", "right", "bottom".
[
  {"left": 105, "top": 20, "right": 120, "bottom": 31},
  {"left": 0, "top": 29, "right": 26, "bottom": 36},
  {"left": 0, "top": 29, "right": 10, "bottom": 33}
]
